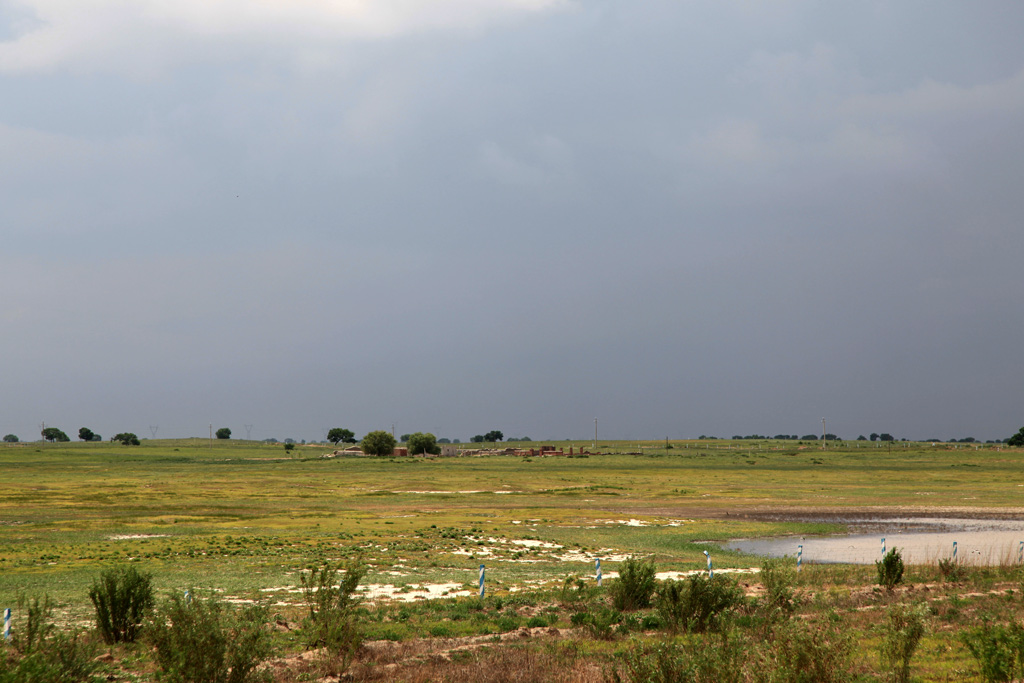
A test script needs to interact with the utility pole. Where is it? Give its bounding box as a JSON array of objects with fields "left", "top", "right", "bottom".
[
  {"left": 209, "top": 424, "right": 213, "bottom": 448},
  {"left": 593, "top": 418, "right": 597, "bottom": 448},
  {"left": 822, "top": 417, "right": 826, "bottom": 450}
]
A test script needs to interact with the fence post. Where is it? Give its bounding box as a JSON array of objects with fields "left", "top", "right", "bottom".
[
  {"left": 797, "top": 545, "right": 803, "bottom": 572},
  {"left": 479, "top": 564, "right": 485, "bottom": 598},
  {"left": 595, "top": 558, "right": 602, "bottom": 586},
  {"left": 881, "top": 538, "right": 886, "bottom": 558},
  {"left": 2, "top": 608, "right": 9, "bottom": 641},
  {"left": 703, "top": 550, "right": 713, "bottom": 579}
]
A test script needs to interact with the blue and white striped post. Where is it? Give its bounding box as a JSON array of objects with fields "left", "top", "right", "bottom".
[
  {"left": 881, "top": 538, "right": 886, "bottom": 558},
  {"left": 479, "top": 564, "right": 485, "bottom": 598},
  {"left": 1018, "top": 541, "right": 1023, "bottom": 564},
  {"left": 595, "top": 558, "right": 602, "bottom": 586},
  {"left": 953, "top": 541, "right": 958, "bottom": 563},
  {"left": 184, "top": 590, "right": 191, "bottom": 605},
  {"left": 703, "top": 550, "right": 713, "bottom": 579},
  {"left": 797, "top": 545, "right": 803, "bottom": 572},
  {"left": 2, "top": 608, "right": 10, "bottom": 641}
]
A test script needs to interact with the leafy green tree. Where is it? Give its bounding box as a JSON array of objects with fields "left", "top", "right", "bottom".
[
  {"left": 360, "top": 430, "right": 396, "bottom": 456},
  {"left": 471, "top": 435, "right": 485, "bottom": 443},
  {"left": 78, "top": 427, "right": 95, "bottom": 442},
  {"left": 41, "top": 427, "right": 70, "bottom": 442},
  {"left": 215, "top": 427, "right": 231, "bottom": 440},
  {"left": 399, "top": 434, "right": 411, "bottom": 443},
  {"left": 879, "top": 433, "right": 895, "bottom": 442},
  {"left": 870, "top": 433, "right": 879, "bottom": 441},
  {"left": 113, "top": 432, "right": 141, "bottom": 446},
  {"left": 1007, "top": 427, "right": 1024, "bottom": 447},
  {"left": 407, "top": 432, "right": 441, "bottom": 455},
  {"left": 327, "top": 428, "right": 356, "bottom": 446},
  {"left": 484, "top": 430, "right": 504, "bottom": 442},
  {"left": 2, "top": 434, "right": 18, "bottom": 443}
]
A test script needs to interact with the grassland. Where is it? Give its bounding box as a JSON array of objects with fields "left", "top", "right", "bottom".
[{"left": 2, "top": 437, "right": 1023, "bottom": 681}]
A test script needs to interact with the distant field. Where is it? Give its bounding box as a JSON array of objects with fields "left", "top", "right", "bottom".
[{"left": 2, "top": 437, "right": 1020, "bottom": 616}]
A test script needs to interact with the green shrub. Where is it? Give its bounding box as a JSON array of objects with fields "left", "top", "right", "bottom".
[
  {"left": 770, "top": 620, "right": 854, "bottom": 683},
  {"left": 299, "top": 559, "right": 366, "bottom": 675},
  {"left": 938, "top": 557, "right": 965, "bottom": 582},
  {"left": 961, "top": 622, "right": 1024, "bottom": 683},
  {"left": 759, "top": 558, "right": 795, "bottom": 615},
  {"left": 88, "top": 565, "right": 155, "bottom": 644},
  {"left": 881, "top": 604, "right": 926, "bottom": 683},
  {"left": 1, "top": 596, "right": 100, "bottom": 683},
  {"left": 609, "top": 556, "right": 657, "bottom": 611},
  {"left": 611, "top": 633, "right": 747, "bottom": 683},
  {"left": 147, "top": 592, "right": 274, "bottom": 683},
  {"left": 570, "top": 605, "right": 621, "bottom": 640},
  {"left": 655, "top": 574, "right": 745, "bottom": 633},
  {"left": 876, "top": 549, "right": 905, "bottom": 590}
]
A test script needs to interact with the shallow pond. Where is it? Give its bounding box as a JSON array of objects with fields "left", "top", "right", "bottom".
[{"left": 727, "top": 517, "right": 1024, "bottom": 565}]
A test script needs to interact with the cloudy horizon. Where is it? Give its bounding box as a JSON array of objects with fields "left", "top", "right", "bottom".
[{"left": 3, "top": 1, "right": 1023, "bottom": 444}]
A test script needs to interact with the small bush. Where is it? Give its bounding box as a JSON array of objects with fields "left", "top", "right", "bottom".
[
  {"left": 147, "top": 592, "right": 274, "bottom": 683},
  {"left": 570, "top": 605, "right": 621, "bottom": 639},
  {"left": 961, "top": 621, "right": 1024, "bottom": 683},
  {"left": 876, "top": 549, "right": 905, "bottom": 590},
  {"left": 300, "top": 558, "right": 366, "bottom": 675},
  {"left": 759, "top": 558, "right": 795, "bottom": 615},
  {"left": 770, "top": 620, "right": 854, "bottom": 683},
  {"left": 655, "top": 574, "right": 745, "bottom": 633},
  {"left": 611, "top": 633, "right": 747, "bottom": 683},
  {"left": 1, "top": 596, "right": 100, "bottom": 683},
  {"left": 89, "top": 565, "right": 155, "bottom": 644},
  {"left": 881, "top": 603, "right": 926, "bottom": 683},
  {"left": 609, "top": 556, "right": 657, "bottom": 611},
  {"left": 938, "top": 557, "right": 965, "bottom": 582}
]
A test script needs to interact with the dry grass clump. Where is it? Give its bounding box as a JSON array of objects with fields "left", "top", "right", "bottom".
[{"left": 346, "top": 644, "right": 603, "bottom": 683}]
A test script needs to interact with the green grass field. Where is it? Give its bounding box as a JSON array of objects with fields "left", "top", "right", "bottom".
[{"left": 3, "top": 438, "right": 1023, "bottom": 681}]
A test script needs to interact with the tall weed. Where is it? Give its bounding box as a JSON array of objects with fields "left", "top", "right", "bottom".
[
  {"left": 655, "top": 574, "right": 745, "bottom": 633},
  {"left": 609, "top": 556, "right": 657, "bottom": 611},
  {"left": 147, "top": 591, "right": 274, "bottom": 683},
  {"left": 89, "top": 565, "right": 154, "bottom": 644},
  {"left": 881, "top": 604, "right": 926, "bottom": 683},
  {"left": 876, "top": 549, "right": 905, "bottom": 590},
  {"left": 300, "top": 558, "right": 367, "bottom": 675}
]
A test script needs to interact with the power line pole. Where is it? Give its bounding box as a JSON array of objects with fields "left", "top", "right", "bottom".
[
  {"left": 593, "top": 417, "right": 597, "bottom": 448},
  {"left": 209, "top": 424, "right": 213, "bottom": 449},
  {"left": 244, "top": 424, "right": 253, "bottom": 440},
  {"left": 822, "top": 417, "right": 826, "bottom": 450}
]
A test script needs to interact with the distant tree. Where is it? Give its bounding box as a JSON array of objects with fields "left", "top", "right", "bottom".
[
  {"left": 41, "top": 427, "right": 70, "bottom": 442},
  {"left": 78, "top": 427, "right": 95, "bottom": 442},
  {"left": 91, "top": 433, "right": 103, "bottom": 441},
  {"left": 483, "top": 430, "right": 503, "bottom": 442},
  {"left": 857, "top": 435, "right": 867, "bottom": 441},
  {"left": 453, "top": 439, "right": 461, "bottom": 444},
  {"left": 870, "top": 433, "right": 879, "bottom": 442},
  {"left": 284, "top": 443, "right": 295, "bottom": 452},
  {"left": 327, "top": 428, "right": 356, "bottom": 446},
  {"left": 361, "top": 430, "right": 396, "bottom": 456},
  {"left": 407, "top": 432, "right": 441, "bottom": 456},
  {"left": 263, "top": 438, "right": 279, "bottom": 443},
  {"left": 437, "top": 437, "right": 452, "bottom": 444},
  {"left": 215, "top": 427, "right": 231, "bottom": 440},
  {"left": 520, "top": 436, "right": 532, "bottom": 442},
  {"left": 284, "top": 438, "right": 296, "bottom": 444},
  {"left": 800, "top": 434, "right": 817, "bottom": 441},
  {"left": 2, "top": 434, "right": 18, "bottom": 443},
  {"left": 399, "top": 434, "right": 411, "bottom": 443},
  {"left": 471, "top": 435, "right": 485, "bottom": 443},
  {"left": 1007, "top": 427, "right": 1024, "bottom": 448},
  {"left": 879, "top": 433, "right": 895, "bottom": 442},
  {"left": 112, "top": 432, "right": 141, "bottom": 446}
]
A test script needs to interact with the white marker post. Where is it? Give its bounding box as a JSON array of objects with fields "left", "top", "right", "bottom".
[
  {"left": 595, "top": 558, "right": 602, "bottom": 586},
  {"left": 2, "top": 608, "right": 9, "bottom": 641},
  {"left": 953, "top": 541, "right": 958, "bottom": 563},
  {"left": 703, "top": 550, "right": 713, "bottom": 579},
  {"left": 479, "top": 564, "right": 485, "bottom": 598},
  {"left": 1019, "top": 541, "right": 1023, "bottom": 564},
  {"left": 797, "top": 545, "right": 803, "bottom": 572},
  {"left": 881, "top": 538, "right": 886, "bottom": 558}
]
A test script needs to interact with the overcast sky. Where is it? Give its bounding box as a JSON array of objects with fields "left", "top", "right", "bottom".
[{"left": 2, "top": 1, "right": 1023, "bottom": 443}]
